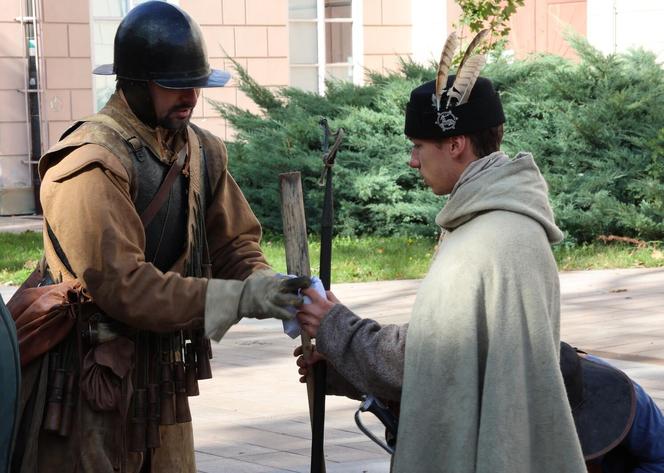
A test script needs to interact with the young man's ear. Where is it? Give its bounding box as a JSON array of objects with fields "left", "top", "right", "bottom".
[{"left": 448, "top": 135, "right": 467, "bottom": 159}]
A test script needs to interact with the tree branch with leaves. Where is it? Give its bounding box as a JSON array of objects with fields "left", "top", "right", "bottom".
[{"left": 454, "top": 0, "right": 525, "bottom": 60}]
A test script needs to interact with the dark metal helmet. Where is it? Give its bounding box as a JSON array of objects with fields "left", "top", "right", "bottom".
[{"left": 93, "top": 1, "right": 229, "bottom": 88}]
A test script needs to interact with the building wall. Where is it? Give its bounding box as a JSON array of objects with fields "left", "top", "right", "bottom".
[
  {"left": 0, "top": 0, "right": 33, "bottom": 213},
  {"left": 363, "top": 0, "right": 412, "bottom": 75},
  {"left": 411, "top": 0, "right": 445, "bottom": 65},
  {"left": 186, "top": 0, "right": 418, "bottom": 135},
  {"left": 446, "top": 0, "right": 587, "bottom": 60},
  {"left": 181, "top": 0, "right": 289, "bottom": 140},
  {"left": 40, "top": 0, "right": 94, "bottom": 149},
  {"left": 443, "top": 0, "right": 663, "bottom": 62},
  {"left": 587, "top": 0, "right": 664, "bottom": 63}
]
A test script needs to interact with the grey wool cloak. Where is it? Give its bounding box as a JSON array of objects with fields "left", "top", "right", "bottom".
[{"left": 391, "top": 152, "right": 586, "bottom": 473}]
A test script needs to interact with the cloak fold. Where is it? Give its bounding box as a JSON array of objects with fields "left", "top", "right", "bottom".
[{"left": 393, "top": 152, "right": 585, "bottom": 473}]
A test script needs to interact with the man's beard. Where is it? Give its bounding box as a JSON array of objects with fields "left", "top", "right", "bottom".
[{"left": 156, "top": 106, "right": 193, "bottom": 130}]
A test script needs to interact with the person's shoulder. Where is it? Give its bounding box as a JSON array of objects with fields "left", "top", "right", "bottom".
[
  {"left": 460, "top": 210, "right": 543, "bottom": 244},
  {"left": 43, "top": 143, "right": 130, "bottom": 186},
  {"left": 446, "top": 210, "right": 553, "bottom": 266},
  {"left": 39, "top": 117, "right": 137, "bottom": 183}
]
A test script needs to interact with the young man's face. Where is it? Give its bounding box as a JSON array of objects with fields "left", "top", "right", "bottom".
[
  {"left": 148, "top": 82, "right": 201, "bottom": 130},
  {"left": 408, "top": 137, "right": 465, "bottom": 196}
]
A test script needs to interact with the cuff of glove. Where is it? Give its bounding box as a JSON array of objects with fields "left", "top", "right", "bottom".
[
  {"left": 205, "top": 279, "right": 244, "bottom": 342},
  {"left": 247, "top": 268, "right": 277, "bottom": 280}
]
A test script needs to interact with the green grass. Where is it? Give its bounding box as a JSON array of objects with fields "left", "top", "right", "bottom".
[
  {"left": 1, "top": 231, "right": 662, "bottom": 285},
  {"left": 0, "top": 231, "right": 43, "bottom": 285},
  {"left": 262, "top": 235, "right": 436, "bottom": 283},
  {"left": 553, "top": 242, "right": 664, "bottom": 271}
]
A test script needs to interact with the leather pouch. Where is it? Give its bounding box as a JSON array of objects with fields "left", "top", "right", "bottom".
[
  {"left": 7, "top": 268, "right": 82, "bottom": 367},
  {"left": 80, "top": 336, "right": 134, "bottom": 412}
]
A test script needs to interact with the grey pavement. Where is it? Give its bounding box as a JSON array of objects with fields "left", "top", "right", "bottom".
[
  {"left": 0, "top": 215, "right": 43, "bottom": 233},
  {"left": 2, "top": 268, "right": 664, "bottom": 472}
]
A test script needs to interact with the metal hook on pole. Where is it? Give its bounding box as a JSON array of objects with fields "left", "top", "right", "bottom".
[
  {"left": 310, "top": 117, "right": 344, "bottom": 473},
  {"left": 318, "top": 118, "right": 345, "bottom": 187}
]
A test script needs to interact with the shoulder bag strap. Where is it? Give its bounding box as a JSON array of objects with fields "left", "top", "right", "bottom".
[{"left": 139, "top": 144, "right": 188, "bottom": 228}]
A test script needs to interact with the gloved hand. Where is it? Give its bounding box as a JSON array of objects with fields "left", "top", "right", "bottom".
[
  {"left": 205, "top": 270, "right": 311, "bottom": 341},
  {"left": 239, "top": 271, "right": 311, "bottom": 320}
]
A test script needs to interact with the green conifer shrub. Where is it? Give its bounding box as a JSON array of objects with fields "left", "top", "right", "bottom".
[
  {"left": 212, "top": 40, "right": 664, "bottom": 243},
  {"left": 212, "top": 59, "right": 441, "bottom": 237},
  {"left": 490, "top": 37, "right": 664, "bottom": 242}
]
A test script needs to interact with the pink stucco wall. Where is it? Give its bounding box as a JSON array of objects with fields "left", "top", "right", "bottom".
[
  {"left": 0, "top": 0, "right": 36, "bottom": 213},
  {"left": 2, "top": 0, "right": 424, "bottom": 159},
  {"left": 181, "top": 0, "right": 290, "bottom": 141},
  {"left": 40, "top": 0, "right": 94, "bottom": 148},
  {"left": 447, "top": 0, "right": 587, "bottom": 60},
  {"left": 0, "top": 0, "right": 31, "bottom": 190},
  {"left": 363, "top": 0, "right": 413, "bottom": 74}
]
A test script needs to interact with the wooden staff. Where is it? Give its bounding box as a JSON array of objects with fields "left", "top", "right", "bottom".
[{"left": 279, "top": 172, "right": 325, "bottom": 473}]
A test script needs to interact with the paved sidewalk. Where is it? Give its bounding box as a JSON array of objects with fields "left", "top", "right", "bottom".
[
  {"left": 189, "top": 269, "right": 664, "bottom": 472},
  {"left": 0, "top": 215, "right": 43, "bottom": 233},
  {"left": 2, "top": 268, "right": 663, "bottom": 472}
]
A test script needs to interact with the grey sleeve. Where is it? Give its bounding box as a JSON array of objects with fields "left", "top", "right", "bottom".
[
  {"left": 324, "top": 364, "right": 363, "bottom": 401},
  {"left": 316, "top": 304, "right": 407, "bottom": 402}
]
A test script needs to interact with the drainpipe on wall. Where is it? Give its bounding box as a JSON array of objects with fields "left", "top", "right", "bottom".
[{"left": 16, "top": 0, "right": 43, "bottom": 214}]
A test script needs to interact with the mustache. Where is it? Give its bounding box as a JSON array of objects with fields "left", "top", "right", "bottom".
[{"left": 169, "top": 103, "right": 196, "bottom": 113}]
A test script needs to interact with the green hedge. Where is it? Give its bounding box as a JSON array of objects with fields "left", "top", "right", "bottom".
[
  {"left": 491, "top": 38, "right": 664, "bottom": 243},
  {"left": 213, "top": 39, "right": 664, "bottom": 243}
]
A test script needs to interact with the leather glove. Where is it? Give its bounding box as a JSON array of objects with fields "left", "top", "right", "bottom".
[
  {"left": 205, "top": 270, "right": 311, "bottom": 341},
  {"left": 239, "top": 271, "right": 311, "bottom": 320}
]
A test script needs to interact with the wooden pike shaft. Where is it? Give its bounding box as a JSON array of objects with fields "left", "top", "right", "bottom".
[
  {"left": 279, "top": 172, "right": 326, "bottom": 472},
  {"left": 279, "top": 172, "right": 314, "bottom": 402}
]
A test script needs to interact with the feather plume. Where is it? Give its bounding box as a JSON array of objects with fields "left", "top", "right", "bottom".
[
  {"left": 446, "top": 54, "right": 486, "bottom": 107},
  {"left": 434, "top": 32, "right": 459, "bottom": 111},
  {"left": 456, "top": 29, "right": 489, "bottom": 74}
]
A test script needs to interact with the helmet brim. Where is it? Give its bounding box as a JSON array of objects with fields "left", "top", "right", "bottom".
[
  {"left": 91, "top": 66, "right": 231, "bottom": 89},
  {"left": 155, "top": 69, "right": 231, "bottom": 89},
  {"left": 93, "top": 64, "right": 114, "bottom": 75}
]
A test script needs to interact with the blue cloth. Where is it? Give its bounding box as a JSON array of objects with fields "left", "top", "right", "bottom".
[
  {"left": 586, "top": 355, "right": 664, "bottom": 472},
  {"left": 282, "top": 275, "right": 326, "bottom": 339},
  {"left": 620, "top": 381, "right": 664, "bottom": 473}
]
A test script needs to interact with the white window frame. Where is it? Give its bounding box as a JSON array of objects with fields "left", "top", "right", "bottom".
[{"left": 289, "top": 0, "right": 364, "bottom": 94}]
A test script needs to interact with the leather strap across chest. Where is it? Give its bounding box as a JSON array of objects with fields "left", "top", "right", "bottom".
[{"left": 139, "top": 145, "right": 189, "bottom": 228}]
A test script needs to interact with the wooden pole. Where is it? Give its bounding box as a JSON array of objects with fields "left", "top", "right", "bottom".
[{"left": 279, "top": 172, "right": 326, "bottom": 472}]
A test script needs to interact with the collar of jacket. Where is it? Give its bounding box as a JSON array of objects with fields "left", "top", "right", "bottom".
[{"left": 99, "top": 91, "right": 188, "bottom": 166}]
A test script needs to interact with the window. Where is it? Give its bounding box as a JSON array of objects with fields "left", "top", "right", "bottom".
[
  {"left": 90, "top": 0, "right": 179, "bottom": 111},
  {"left": 288, "top": 0, "right": 363, "bottom": 93}
]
